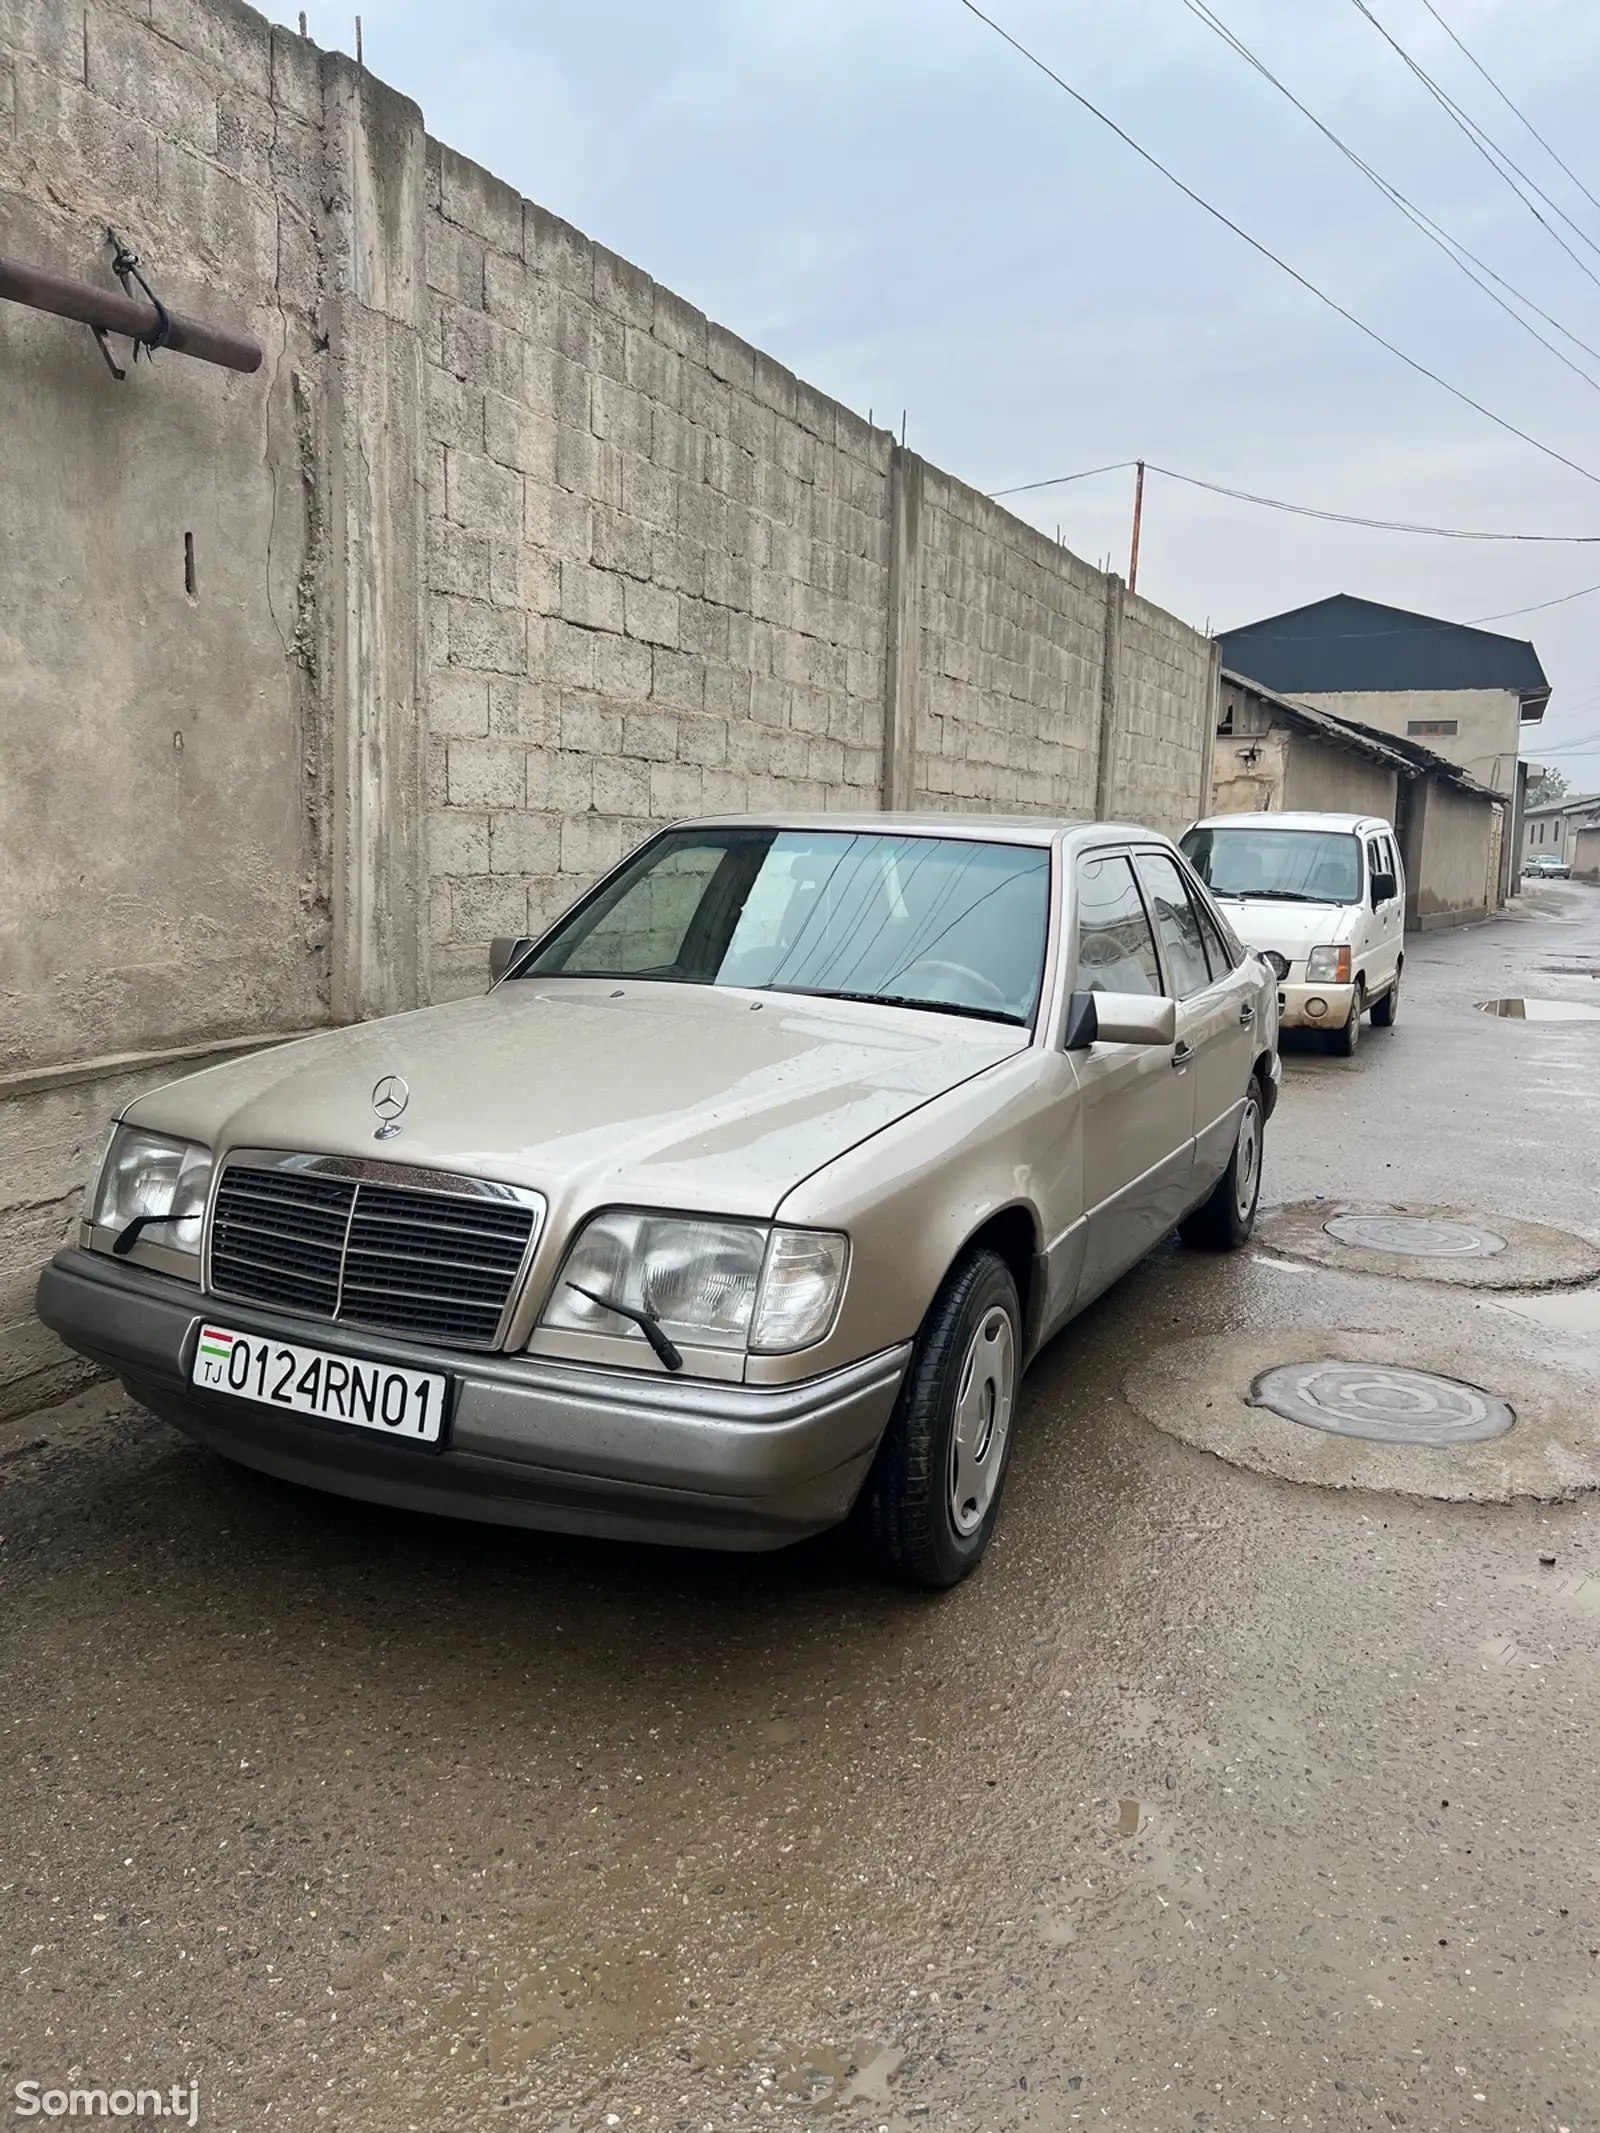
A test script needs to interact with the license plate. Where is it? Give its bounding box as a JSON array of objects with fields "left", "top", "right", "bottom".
[{"left": 190, "top": 1324, "right": 447, "bottom": 1445}]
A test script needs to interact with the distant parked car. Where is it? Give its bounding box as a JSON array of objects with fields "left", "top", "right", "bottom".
[
  {"left": 1180, "top": 811, "right": 1404, "bottom": 1056},
  {"left": 1524, "top": 853, "right": 1571, "bottom": 880},
  {"left": 38, "top": 814, "right": 1279, "bottom": 1588}
]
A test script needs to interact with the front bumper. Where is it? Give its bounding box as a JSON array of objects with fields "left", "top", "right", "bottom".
[
  {"left": 1277, "top": 979, "right": 1356, "bottom": 1030},
  {"left": 36, "top": 1248, "right": 910, "bottom": 1552}
]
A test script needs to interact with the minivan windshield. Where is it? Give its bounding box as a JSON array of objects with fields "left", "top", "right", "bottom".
[
  {"left": 1180, "top": 825, "right": 1362, "bottom": 907},
  {"left": 514, "top": 828, "right": 1052, "bottom": 1026}
]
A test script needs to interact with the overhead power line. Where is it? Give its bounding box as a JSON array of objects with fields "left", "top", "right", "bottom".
[
  {"left": 988, "top": 458, "right": 1600, "bottom": 540},
  {"left": 1176, "top": 0, "right": 1600, "bottom": 393},
  {"left": 1470, "top": 581, "right": 1600, "bottom": 624},
  {"left": 955, "top": 0, "right": 1600, "bottom": 489},
  {"left": 1345, "top": 0, "right": 1600, "bottom": 290},
  {"left": 1416, "top": 0, "right": 1600, "bottom": 229}
]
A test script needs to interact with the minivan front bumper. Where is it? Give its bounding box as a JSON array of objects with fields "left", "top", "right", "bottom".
[
  {"left": 36, "top": 1249, "right": 909, "bottom": 1551},
  {"left": 1278, "top": 979, "right": 1356, "bottom": 1030}
]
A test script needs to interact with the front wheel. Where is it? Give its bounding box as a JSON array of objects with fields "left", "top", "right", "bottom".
[
  {"left": 1180, "top": 1074, "right": 1265, "bottom": 1252},
  {"left": 1326, "top": 980, "right": 1365, "bottom": 1056},
  {"left": 1371, "top": 968, "right": 1400, "bottom": 1028},
  {"left": 855, "top": 1249, "right": 1021, "bottom": 1590}
]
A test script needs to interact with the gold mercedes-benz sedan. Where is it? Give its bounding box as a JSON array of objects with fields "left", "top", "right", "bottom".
[{"left": 38, "top": 815, "right": 1278, "bottom": 1587}]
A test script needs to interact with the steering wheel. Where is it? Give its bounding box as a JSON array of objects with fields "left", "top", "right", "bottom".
[{"left": 895, "top": 958, "right": 1011, "bottom": 1010}]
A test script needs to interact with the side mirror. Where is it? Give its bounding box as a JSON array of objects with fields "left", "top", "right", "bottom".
[
  {"left": 1065, "top": 990, "right": 1177, "bottom": 1048},
  {"left": 489, "top": 935, "right": 533, "bottom": 984},
  {"left": 1371, "top": 872, "right": 1396, "bottom": 907}
]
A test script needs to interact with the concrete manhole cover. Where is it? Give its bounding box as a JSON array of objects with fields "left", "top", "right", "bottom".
[
  {"left": 1323, "top": 1213, "right": 1506, "bottom": 1258},
  {"left": 1257, "top": 1202, "right": 1600, "bottom": 1290},
  {"left": 1124, "top": 1332, "right": 1600, "bottom": 1502},
  {"left": 1251, "top": 1361, "right": 1515, "bottom": 1446}
]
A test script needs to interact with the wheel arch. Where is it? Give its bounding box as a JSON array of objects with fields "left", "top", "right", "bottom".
[{"left": 955, "top": 1203, "right": 1043, "bottom": 1356}]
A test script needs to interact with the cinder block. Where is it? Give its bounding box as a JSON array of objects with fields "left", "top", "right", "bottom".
[
  {"left": 559, "top": 693, "right": 624, "bottom": 756},
  {"left": 590, "top": 375, "right": 654, "bottom": 458},
  {"left": 622, "top": 711, "right": 678, "bottom": 762},
  {"left": 678, "top": 598, "right": 730, "bottom": 663},
  {"left": 526, "top": 203, "right": 594, "bottom": 296},
  {"left": 3, "top": 0, "right": 89, "bottom": 74},
  {"left": 536, "top": 749, "right": 596, "bottom": 813},
  {"left": 446, "top": 448, "right": 524, "bottom": 539},
  {"left": 592, "top": 507, "right": 653, "bottom": 582},
  {"left": 623, "top": 579, "right": 678, "bottom": 649},
  {"left": 269, "top": 23, "right": 319, "bottom": 122},
  {"left": 428, "top": 362, "right": 483, "bottom": 450},
  {"left": 429, "top": 521, "right": 491, "bottom": 602},
  {"left": 705, "top": 320, "right": 756, "bottom": 392},
  {"left": 14, "top": 64, "right": 159, "bottom": 213},
  {"left": 700, "top": 766, "right": 748, "bottom": 815},
  {"left": 440, "top": 302, "right": 525, "bottom": 399},
  {"left": 445, "top": 598, "right": 526, "bottom": 675},
  {"left": 485, "top": 392, "right": 556, "bottom": 481},
  {"left": 560, "top": 813, "right": 624, "bottom": 874},
  {"left": 156, "top": 138, "right": 275, "bottom": 281},
  {"left": 452, "top": 873, "right": 534, "bottom": 938},
  {"left": 649, "top": 761, "right": 704, "bottom": 818},
  {"left": 705, "top": 666, "right": 753, "bottom": 723},
  {"left": 489, "top": 810, "right": 561, "bottom": 876},
  {"left": 438, "top": 142, "right": 524, "bottom": 257},
  {"left": 676, "top": 714, "right": 727, "bottom": 767},
  {"left": 560, "top": 561, "right": 625, "bottom": 634},
  {"left": 651, "top": 648, "right": 705, "bottom": 713},
  {"left": 593, "top": 754, "right": 651, "bottom": 816},
  {"left": 430, "top": 810, "right": 491, "bottom": 875},
  {"left": 622, "top": 455, "right": 678, "bottom": 533},
  {"left": 426, "top": 216, "right": 487, "bottom": 307},
  {"left": 151, "top": 0, "right": 269, "bottom": 94},
  {"left": 592, "top": 243, "right": 654, "bottom": 329},
  {"left": 447, "top": 738, "right": 526, "bottom": 809},
  {"left": 594, "top": 633, "right": 653, "bottom": 700},
  {"left": 485, "top": 678, "right": 553, "bottom": 744},
  {"left": 653, "top": 284, "right": 708, "bottom": 362},
  {"left": 89, "top": 6, "right": 217, "bottom": 154},
  {"left": 554, "top": 424, "right": 603, "bottom": 498},
  {"left": 623, "top": 324, "right": 681, "bottom": 408},
  {"left": 540, "top": 619, "right": 597, "bottom": 691},
  {"left": 555, "top": 291, "right": 624, "bottom": 383}
]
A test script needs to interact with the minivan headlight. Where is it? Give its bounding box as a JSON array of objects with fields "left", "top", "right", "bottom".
[
  {"left": 1305, "top": 944, "right": 1352, "bottom": 984},
  {"left": 540, "top": 1211, "right": 849, "bottom": 1358},
  {"left": 91, "top": 1126, "right": 213, "bottom": 1257}
]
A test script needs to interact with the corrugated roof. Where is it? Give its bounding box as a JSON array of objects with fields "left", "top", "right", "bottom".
[
  {"left": 1219, "top": 594, "right": 1550, "bottom": 702},
  {"left": 1220, "top": 668, "right": 1502, "bottom": 801}
]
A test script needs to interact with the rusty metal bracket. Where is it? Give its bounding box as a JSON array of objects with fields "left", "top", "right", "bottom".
[{"left": 106, "top": 228, "right": 172, "bottom": 363}]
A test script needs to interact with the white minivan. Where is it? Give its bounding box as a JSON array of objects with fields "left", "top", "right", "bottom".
[{"left": 1179, "top": 811, "right": 1405, "bottom": 1055}]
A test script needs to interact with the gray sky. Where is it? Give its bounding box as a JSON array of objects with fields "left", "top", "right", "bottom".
[{"left": 279, "top": 0, "right": 1600, "bottom": 782}]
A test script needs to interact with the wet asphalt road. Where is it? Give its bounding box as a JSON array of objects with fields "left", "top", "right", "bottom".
[{"left": 3, "top": 887, "right": 1599, "bottom": 2133}]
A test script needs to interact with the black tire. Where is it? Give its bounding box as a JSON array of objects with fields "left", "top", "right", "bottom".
[
  {"left": 1326, "top": 980, "right": 1365, "bottom": 1056},
  {"left": 1179, "top": 1073, "right": 1265, "bottom": 1252},
  {"left": 855, "top": 1249, "right": 1022, "bottom": 1590},
  {"left": 1371, "top": 967, "right": 1400, "bottom": 1028}
]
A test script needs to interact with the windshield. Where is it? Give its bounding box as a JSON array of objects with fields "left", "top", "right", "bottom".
[
  {"left": 515, "top": 828, "right": 1052, "bottom": 1026},
  {"left": 1180, "top": 826, "right": 1362, "bottom": 906}
]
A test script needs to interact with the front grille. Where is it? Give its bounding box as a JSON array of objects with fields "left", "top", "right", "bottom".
[{"left": 210, "top": 1163, "right": 539, "bottom": 1349}]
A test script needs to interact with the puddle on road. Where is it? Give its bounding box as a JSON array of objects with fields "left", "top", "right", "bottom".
[
  {"left": 1116, "top": 1798, "right": 1142, "bottom": 1837},
  {"left": 1478, "top": 997, "right": 1600, "bottom": 1022},
  {"left": 1482, "top": 1288, "right": 1600, "bottom": 1334}
]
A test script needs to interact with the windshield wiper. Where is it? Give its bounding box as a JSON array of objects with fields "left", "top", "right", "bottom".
[
  {"left": 1221, "top": 889, "right": 1346, "bottom": 905},
  {"left": 112, "top": 1212, "right": 199, "bottom": 1257},
  {"left": 767, "top": 986, "right": 1027, "bottom": 1026},
  {"left": 565, "top": 1281, "right": 684, "bottom": 1372}
]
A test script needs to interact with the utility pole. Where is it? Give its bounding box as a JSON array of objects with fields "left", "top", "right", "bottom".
[{"left": 1128, "top": 459, "right": 1145, "bottom": 594}]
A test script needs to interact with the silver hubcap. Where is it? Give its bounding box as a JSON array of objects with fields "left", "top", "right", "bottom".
[
  {"left": 948, "top": 1306, "right": 1017, "bottom": 1537},
  {"left": 1235, "top": 1097, "right": 1262, "bottom": 1222}
]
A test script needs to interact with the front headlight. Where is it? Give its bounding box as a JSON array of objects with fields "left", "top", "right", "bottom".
[
  {"left": 540, "top": 1210, "right": 849, "bottom": 1358},
  {"left": 90, "top": 1126, "right": 213, "bottom": 1257},
  {"left": 1305, "top": 944, "right": 1352, "bottom": 984}
]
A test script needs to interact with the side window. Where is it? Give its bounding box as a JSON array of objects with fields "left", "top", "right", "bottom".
[
  {"left": 1366, "top": 836, "right": 1385, "bottom": 888},
  {"left": 1384, "top": 835, "right": 1400, "bottom": 880},
  {"left": 1074, "top": 853, "right": 1162, "bottom": 997},
  {"left": 1137, "top": 851, "right": 1212, "bottom": 999}
]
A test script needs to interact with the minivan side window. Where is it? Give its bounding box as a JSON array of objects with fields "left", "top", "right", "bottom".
[
  {"left": 1074, "top": 853, "right": 1163, "bottom": 996},
  {"left": 1137, "top": 851, "right": 1212, "bottom": 999}
]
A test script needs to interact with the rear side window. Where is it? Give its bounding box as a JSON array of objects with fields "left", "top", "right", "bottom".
[
  {"left": 1137, "top": 850, "right": 1212, "bottom": 999},
  {"left": 1074, "top": 853, "right": 1162, "bottom": 996}
]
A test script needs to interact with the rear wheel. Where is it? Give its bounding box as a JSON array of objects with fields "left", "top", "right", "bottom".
[
  {"left": 1372, "top": 967, "right": 1400, "bottom": 1028},
  {"left": 1180, "top": 1074, "right": 1264, "bottom": 1252},
  {"left": 855, "top": 1249, "right": 1021, "bottom": 1590},
  {"left": 1327, "top": 980, "right": 1365, "bottom": 1056}
]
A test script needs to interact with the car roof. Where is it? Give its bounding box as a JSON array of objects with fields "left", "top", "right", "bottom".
[
  {"left": 676, "top": 811, "right": 1174, "bottom": 853},
  {"left": 1187, "top": 811, "right": 1394, "bottom": 834}
]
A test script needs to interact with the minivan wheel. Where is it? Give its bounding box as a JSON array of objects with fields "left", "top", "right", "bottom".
[
  {"left": 1327, "top": 980, "right": 1364, "bottom": 1056},
  {"left": 1371, "top": 968, "right": 1400, "bottom": 1028},
  {"left": 1179, "top": 1074, "right": 1264, "bottom": 1252},
  {"left": 855, "top": 1249, "right": 1021, "bottom": 1590}
]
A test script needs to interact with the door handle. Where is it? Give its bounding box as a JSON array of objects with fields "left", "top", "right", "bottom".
[
  {"left": 1238, "top": 1002, "right": 1255, "bottom": 1027},
  {"left": 1171, "top": 1041, "right": 1194, "bottom": 1070}
]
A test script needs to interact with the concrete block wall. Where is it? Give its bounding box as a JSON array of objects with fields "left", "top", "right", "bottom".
[
  {"left": 1, "top": 0, "right": 1221, "bottom": 1411},
  {"left": 418, "top": 148, "right": 893, "bottom": 998},
  {"left": 914, "top": 471, "right": 1104, "bottom": 814}
]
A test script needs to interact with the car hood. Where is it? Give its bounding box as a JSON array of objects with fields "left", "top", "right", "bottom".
[
  {"left": 1212, "top": 897, "right": 1358, "bottom": 962},
  {"left": 125, "top": 980, "right": 1028, "bottom": 1220}
]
